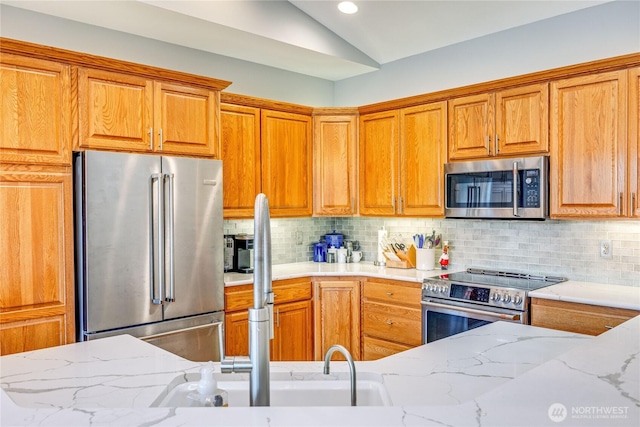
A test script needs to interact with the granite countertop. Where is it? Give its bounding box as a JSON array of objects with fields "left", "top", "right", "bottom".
[
  {"left": 2, "top": 317, "right": 639, "bottom": 426},
  {"left": 227, "top": 261, "right": 640, "bottom": 310}
]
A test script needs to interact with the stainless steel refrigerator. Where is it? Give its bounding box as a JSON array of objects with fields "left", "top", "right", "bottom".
[{"left": 74, "top": 150, "right": 224, "bottom": 362}]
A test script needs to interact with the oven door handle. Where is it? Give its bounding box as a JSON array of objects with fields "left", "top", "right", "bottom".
[{"left": 421, "top": 300, "right": 521, "bottom": 322}]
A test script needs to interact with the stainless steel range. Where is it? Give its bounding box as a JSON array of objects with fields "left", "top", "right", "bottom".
[{"left": 421, "top": 268, "right": 566, "bottom": 343}]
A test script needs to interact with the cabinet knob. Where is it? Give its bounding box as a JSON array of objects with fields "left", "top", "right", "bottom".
[
  {"left": 386, "top": 320, "right": 393, "bottom": 325},
  {"left": 386, "top": 292, "right": 393, "bottom": 296}
]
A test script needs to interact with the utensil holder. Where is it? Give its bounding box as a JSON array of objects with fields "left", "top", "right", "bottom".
[{"left": 416, "top": 248, "right": 435, "bottom": 270}]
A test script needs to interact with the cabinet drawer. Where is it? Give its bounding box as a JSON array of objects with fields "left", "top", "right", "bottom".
[
  {"left": 363, "top": 280, "right": 421, "bottom": 308},
  {"left": 362, "top": 301, "right": 421, "bottom": 346},
  {"left": 362, "top": 336, "right": 413, "bottom": 361},
  {"left": 225, "top": 278, "right": 312, "bottom": 312},
  {"left": 531, "top": 298, "right": 640, "bottom": 336}
]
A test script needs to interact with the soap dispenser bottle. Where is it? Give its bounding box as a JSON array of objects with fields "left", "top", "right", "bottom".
[{"left": 188, "top": 361, "right": 228, "bottom": 407}]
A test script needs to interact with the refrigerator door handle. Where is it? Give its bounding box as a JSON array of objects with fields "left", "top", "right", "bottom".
[
  {"left": 166, "top": 173, "right": 176, "bottom": 302},
  {"left": 150, "top": 173, "right": 164, "bottom": 305}
]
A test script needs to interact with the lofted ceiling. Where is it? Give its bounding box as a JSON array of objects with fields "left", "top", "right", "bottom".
[{"left": 2, "top": 0, "right": 612, "bottom": 81}]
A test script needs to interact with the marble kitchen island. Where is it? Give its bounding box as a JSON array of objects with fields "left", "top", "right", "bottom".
[{"left": 1, "top": 318, "right": 638, "bottom": 427}]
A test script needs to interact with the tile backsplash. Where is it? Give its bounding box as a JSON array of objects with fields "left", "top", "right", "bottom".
[{"left": 224, "top": 218, "right": 640, "bottom": 287}]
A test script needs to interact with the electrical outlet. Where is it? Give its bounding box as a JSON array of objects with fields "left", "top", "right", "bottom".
[
  {"left": 295, "top": 231, "right": 303, "bottom": 245},
  {"left": 599, "top": 240, "right": 613, "bottom": 259}
]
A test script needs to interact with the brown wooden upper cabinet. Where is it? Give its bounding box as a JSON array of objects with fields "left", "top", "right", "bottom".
[
  {"left": 313, "top": 110, "right": 358, "bottom": 216},
  {"left": 0, "top": 53, "right": 71, "bottom": 166},
  {"left": 220, "top": 103, "right": 262, "bottom": 218},
  {"left": 221, "top": 102, "right": 312, "bottom": 218},
  {"left": 260, "top": 109, "right": 313, "bottom": 217},
  {"left": 448, "top": 83, "right": 549, "bottom": 160},
  {"left": 359, "top": 102, "right": 447, "bottom": 217},
  {"left": 628, "top": 67, "right": 640, "bottom": 218},
  {"left": 550, "top": 69, "right": 630, "bottom": 218},
  {"left": 77, "top": 67, "right": 218, "bottom": 157}
]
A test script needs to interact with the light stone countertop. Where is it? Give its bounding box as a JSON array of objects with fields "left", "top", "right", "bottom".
[
  {"left": 226, "top": 261, "right": 640, "bottom": 310},
  {"left": 223, "top": 261, "right": 461, "bottom": 286},
  {"left": 2, "top": 317, "right": 639, "bottom": 426},
  {"left": 529, "top": 280, "right": 640, "bottom": 310}
]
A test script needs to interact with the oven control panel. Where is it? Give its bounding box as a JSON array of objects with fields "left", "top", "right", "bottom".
[{"left": 422, "top": 279, "right": 525, "bottom": 310}]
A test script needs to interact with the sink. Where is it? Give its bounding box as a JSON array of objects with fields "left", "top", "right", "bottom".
[{"left": 152, "top": 372, "right": 392, "bottom": 407}]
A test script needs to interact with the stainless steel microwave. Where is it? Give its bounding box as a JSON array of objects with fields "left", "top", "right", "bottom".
[{"left": 444, "top": 156, "right": 549, "bottom": 220}]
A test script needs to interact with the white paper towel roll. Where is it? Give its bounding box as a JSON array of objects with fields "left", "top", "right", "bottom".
[{"left": 377, "top": 227, "right": 387, "bottom": 265}]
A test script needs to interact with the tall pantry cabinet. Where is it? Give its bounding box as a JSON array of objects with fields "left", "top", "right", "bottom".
[{"left": 0, "top": 53, "right": 75, "bottom": 355}]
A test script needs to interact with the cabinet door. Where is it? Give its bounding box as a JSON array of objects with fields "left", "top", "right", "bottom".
[
  {"left": 221, "top": 104, "right": 261, "bottom": 218},
  {"left": 495, "top": 83, "right": 549, "bottom": 156},
  {"left": 261, "top": 110, "right": 312, "bottom": 217},
  {"left": 550, "top": 70, "right": 628, "bottom": 218},
  {"left": 629, "top": 67, "right": 640, "bottom": 218},
  {"left": 314, "top": 279, "right": 361, "bottom": 361},
  {"left": 0, "top": 53, "right": 71, "bottom": 165},
  {"left": 272, "top": 300, "right": 313, "bottom": 361},
  {"left": 154, "top": 82, "right": 217, "bottom": 157},
  {"left": 359, "top": 110, "right": 398, "bottom": 216},
  {"left": 0, "top": 166, "right": 75, "bottom": 355},
  {"left": 313, "top": 114, "right": 358, "bottom": 216},
  {"left": 448, "top": 93, "right": 493, "bottom": 160},
  {"left": 399, "top": 102, "right": 447, "bottom": 216},
  {"left": 78, "top": 68, "right": 153, "bottom": 152},
  {"left": 224, "top": 310, "right": 249, "bottom": 356}
]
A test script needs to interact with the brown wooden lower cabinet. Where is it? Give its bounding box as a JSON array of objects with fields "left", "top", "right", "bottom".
[
  {"left": 362, "top": 336, "right": 413, "bottom": 360},
  {"left": 531, "top": 298, "right": 640, "bottom": 336},
  {"left": 224, "top": 277, "right": 314, "bottom": 361},
  {"left": 313, "top": 277, "right": 361, "bottom": 361},
  {"left": 361, "top": 278, "right": 422, "bottom": 360},
  {"left": 0, "top": 165, "right": 75, "bottom": 355}
]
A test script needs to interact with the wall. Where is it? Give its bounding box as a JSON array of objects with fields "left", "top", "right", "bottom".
[
  {"left": 335, "top": 0, "right": 640, "bottom": 105},
  {"left": 0, "top": 4, "right": 334, "bottom": 106},
  {"left": 225, "top": 217, "right": 640, "bottom": 287}
]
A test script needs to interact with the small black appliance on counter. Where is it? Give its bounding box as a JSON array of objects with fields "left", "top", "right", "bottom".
[{"left": 233, "top": 234, "right": 254, "bottom": 273}]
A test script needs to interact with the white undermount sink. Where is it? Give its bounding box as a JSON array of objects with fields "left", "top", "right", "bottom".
[{"left": 152, "top": 372, "right": 392, "bottom": 407}]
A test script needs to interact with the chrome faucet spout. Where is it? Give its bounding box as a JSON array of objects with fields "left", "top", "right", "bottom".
[
  {"left": 323, "top": 344, "right": 357, "bottom": 406},
  {"left": 221, "top": 194, "right": 273, "bottom": 407}
]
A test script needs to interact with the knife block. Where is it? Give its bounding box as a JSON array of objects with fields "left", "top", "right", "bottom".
[{"left": 384, "top": 245, "right": 416, "bottom": 269}]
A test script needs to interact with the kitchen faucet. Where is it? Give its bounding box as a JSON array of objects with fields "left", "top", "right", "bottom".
[
  {"left": 221, "top": 194, "right": 274, "bottom": 406},
  {"left": 323, "top": 344, "right": 357, "bottom": 406}
]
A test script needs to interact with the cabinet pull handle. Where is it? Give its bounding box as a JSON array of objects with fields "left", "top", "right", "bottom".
[
  {"left": 386, "top": 320, "right": 393, "bottom": 325},
  {"left": 398, "top": 197, "right": 403, "bottom": 214},
  {"left": 392, "top": 197, "right": 396, "bottom": 210},
  {"left": 619, "top": 192, "right": 623, "bottom": 216},
  {"left": 604, "top": 325, "right": 614, "bottom": 329},
  {"left": 149, "top": 127, "right": 153, "bottom": 150},
  {"left": 159, "top": 128, "right": 164, "bottom": 151},
  {"left": 351, "top": 197, "right": 355, "bottom": 213},
  {"left": 495, "top": 134, "right": 499, "bottom": 155},
  {"left": 631, "top": 193, "right": 636, "bottom": 214},
  {"left": 486, "top": 135, "right": 491, "bottom": 155},
  {"left": 386, "top": 292, "right": 393, "bottom": 296},
  {"left": 276, "top": 308, "right": 280, "bottom": 327}
]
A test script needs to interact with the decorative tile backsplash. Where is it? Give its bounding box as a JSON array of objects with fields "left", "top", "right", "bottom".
[{"left": 224, "top": 218, "right": 640, "bottom": 287}]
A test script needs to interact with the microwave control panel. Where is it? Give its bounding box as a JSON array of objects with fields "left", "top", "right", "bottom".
[{"left": 523, "top": 169, "right": 541, "bottom": 208}]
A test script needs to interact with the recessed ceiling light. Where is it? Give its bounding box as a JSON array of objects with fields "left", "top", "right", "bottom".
[{"left": 338, "top": 1, "right": 358, "bottom": 14}]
